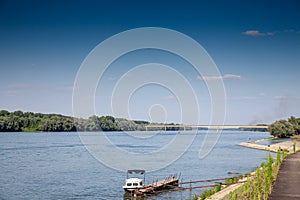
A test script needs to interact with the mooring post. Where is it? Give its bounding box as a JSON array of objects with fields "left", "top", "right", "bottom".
[{"left": 180, "top": 178, "right": 183, "bottom": 187}]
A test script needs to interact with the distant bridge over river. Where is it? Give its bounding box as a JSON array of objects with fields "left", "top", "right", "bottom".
[{"left": 145, "top": 124, "right": 269, "bottom": 131}]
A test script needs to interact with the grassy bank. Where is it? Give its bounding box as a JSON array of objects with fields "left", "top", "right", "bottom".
[
  {"left": 195, "top": 148, "right": 287, "bottom": 200},
  {"left": 227, "top": 149, "right": 285, "bottom": 200}
]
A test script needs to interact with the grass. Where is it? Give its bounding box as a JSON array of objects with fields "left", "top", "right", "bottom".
[
  {"left": 197, "top": 176, "right": 241, "bottom": 199},
  {"left": 224, "top": 177, "right": 239, "bottom": 185},
  {"left": 199, "top": 184, "right": 222, "bottom": 199},
  {"left": 197, "top": 148, "right": 287, "bottom": 200},
  {"left": 228, "top": 149, "right": 286, "bottom": 200}
]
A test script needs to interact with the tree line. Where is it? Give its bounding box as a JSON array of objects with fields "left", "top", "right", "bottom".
[
  {"left": 268, "top": 116, "right": 300, "bottom": 138},
  {"left": 4, "top": 109, "right": 297, "bottom": 135},
  {"left": 0, "top": 110, "right": 149, "bottom": 132}
]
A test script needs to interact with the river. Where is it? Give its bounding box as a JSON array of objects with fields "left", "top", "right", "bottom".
[{"left": 0, "top": 131, "right": 271, "bottom": 200}]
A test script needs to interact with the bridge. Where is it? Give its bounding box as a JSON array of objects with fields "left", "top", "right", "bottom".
[{"left": 145, "top": 124, "right": 269, "bottom": 131}]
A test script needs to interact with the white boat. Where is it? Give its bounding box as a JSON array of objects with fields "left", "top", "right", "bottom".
[{"left": 122, "top": 170, "right": 145, "bottom": 192}]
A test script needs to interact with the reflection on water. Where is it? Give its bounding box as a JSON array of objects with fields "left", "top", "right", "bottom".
[{"left": 0, "top": 131, "right": 271, "bottom": 200}]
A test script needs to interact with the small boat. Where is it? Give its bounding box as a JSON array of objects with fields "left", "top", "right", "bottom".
[{"left": 122, "top": 170, "right": 145, "bottom": 192}]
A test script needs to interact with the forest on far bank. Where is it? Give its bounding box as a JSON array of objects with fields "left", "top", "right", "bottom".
[
  {"left": 0, "top": 110, "right": 276, "bottom": 133},
  {"left": 0, "top": 110, "right": 150, "bottom": 132}
]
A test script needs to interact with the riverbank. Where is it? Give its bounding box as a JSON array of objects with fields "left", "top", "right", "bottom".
[
  {"left": 204, "top": 175, "right": 251, "bottom": 200},
  {"left": 200, "top": 138, "right": 300, "bottom": 200},
  {"left": 238, "top": 138, "right": 300, "bottom": 153}
]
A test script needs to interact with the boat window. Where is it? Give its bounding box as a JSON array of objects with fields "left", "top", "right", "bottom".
[
  {"left": 127, "top": 183, "right": 132, "bottom": 186},
  {"left": 139, "top": 181, "right": 143, "bottom": 186},
  {"left": 133, "top": 183, "right": 138, "bottom": 186}
]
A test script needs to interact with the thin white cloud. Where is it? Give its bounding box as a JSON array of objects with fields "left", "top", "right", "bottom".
[
  {"left": 243, "top": 29, "right": 300, "bottom": 37},
  {"left": 243, "top": 30, "right": 264, "bottom": 36},
  {"left": 223, "top": 74, "right": 241, "bottom": 79},
  {"left": 197, "top": 75, "right": 222, "bottom": 81},
  {"left": 242, "top": 30, "right": 274, "bottom": 37},
  {"left": 197, "top": 73, "right": 242, "bottom": 81}
]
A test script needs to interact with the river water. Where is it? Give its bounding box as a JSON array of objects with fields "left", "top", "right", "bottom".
[{"left": 0, "top": 131, "right": 271, "bottom": 200}]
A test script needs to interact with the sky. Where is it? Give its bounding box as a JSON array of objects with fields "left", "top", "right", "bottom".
[{"left": 0, "top": 0, "right": 300, "bottom": 125}]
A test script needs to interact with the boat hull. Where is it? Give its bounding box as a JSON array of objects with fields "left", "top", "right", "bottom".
[{"left": 123, "top": 187, "right": 143, "bottom": 193}]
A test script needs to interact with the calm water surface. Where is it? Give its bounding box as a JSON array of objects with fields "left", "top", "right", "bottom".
[{"left": 0, "top": 131, "right": 271, "bottom": 200}]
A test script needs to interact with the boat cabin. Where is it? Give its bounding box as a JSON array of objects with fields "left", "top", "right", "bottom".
[{"left": 123, "top": 170, "right": 145, "bottom": 192}]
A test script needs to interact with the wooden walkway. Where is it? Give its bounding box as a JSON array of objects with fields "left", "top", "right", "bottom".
[
  {"left": 138, "top": 176, "right": 178, "bottom": 194},
  {"left": 269, "top": 151, "right": 300, "bottom": 200}
]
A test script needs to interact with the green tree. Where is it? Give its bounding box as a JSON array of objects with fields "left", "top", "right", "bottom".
[
  {"left": 0, "top": 116, "right": 8, "bottom": 131},
  {"left": 0, "top": 110, "right": 10, "bottom": 117},
  {"left": 0, "top": 110, "right": 149, "bottom": 132},
  {"left": 116, "top": 118, "right": 139, "bottom": 131},
  {"left": 99, "top": 116, "right": 120, "bottom": 131},
  {"left": 74, "top": 118, "right": 86, "bottom": 131},
  {"left": 269, "top": 120, "right": 295, "bottom": 138},
  {"left": 85, "top": 115, "right": 101, "bottom": 131},
  {"left": 288, "top": 116, "right": 300, "bottom": 135}
]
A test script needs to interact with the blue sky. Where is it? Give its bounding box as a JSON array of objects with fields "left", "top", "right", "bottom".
[{"left": 0, "top": 0, "right": 300, "bottom": 124}]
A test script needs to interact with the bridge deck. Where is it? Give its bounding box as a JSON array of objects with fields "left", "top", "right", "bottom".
[{"left": 145, "top": 124, "right": 268, "bottom": 130}]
